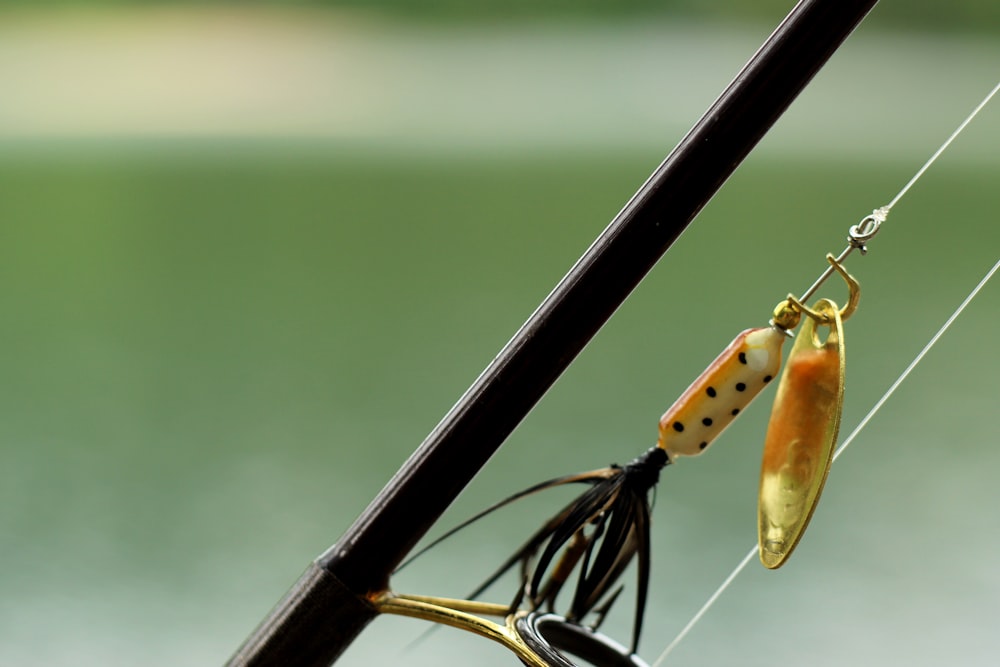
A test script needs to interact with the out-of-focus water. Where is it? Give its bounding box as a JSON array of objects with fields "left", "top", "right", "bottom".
[
  {"left": 2, "top": 154, "right": 998, "bottom": 667},
  {"left": 1, "top": 10, "right": 999, "bottom": 667}
]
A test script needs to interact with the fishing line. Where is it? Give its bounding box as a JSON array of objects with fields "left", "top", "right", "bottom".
[
  {"left": 885, "top": 79, "right": 1000, "bottom": 211},
  {"left": 651, "top": 79, "right": 1000, "bottom": 667},
  {"left": 832, "top": 257, "right": 1000, "bottom": 465}
]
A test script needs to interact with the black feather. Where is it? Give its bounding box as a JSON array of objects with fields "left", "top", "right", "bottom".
[
  {"left": 479, "top": 446, "right": 669, "bottom": 653},
  {"left": 402, "top": 446, "right": 669, "bottom": 654}
]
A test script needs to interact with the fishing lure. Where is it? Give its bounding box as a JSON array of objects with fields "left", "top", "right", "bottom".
[
  {"left": 376, "top": 225, "right": 873, "bottom": 665},
  {"left": 368, "top": 79, "right": 999, "bottom": 667}
]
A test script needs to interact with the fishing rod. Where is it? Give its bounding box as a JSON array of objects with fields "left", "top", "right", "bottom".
[{"left": 228, "top": 1, "right": 879, "bottom": 664}]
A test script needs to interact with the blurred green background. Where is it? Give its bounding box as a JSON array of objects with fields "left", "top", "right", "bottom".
[{"left": 1, "top": 3, "right": 998, "bottom": 666}]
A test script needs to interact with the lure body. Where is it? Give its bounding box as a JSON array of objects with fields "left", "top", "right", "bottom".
[{"left": 657, "top": 326, "right": 786, "bottom": 459}]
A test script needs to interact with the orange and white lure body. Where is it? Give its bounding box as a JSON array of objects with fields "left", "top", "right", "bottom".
[{"left": 656, "top": 326, "right": 787, "bottom": 459}]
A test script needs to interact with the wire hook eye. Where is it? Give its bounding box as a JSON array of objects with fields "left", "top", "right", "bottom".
[{"left": 848, "top": 207, "right": 886, "bottom": 254}]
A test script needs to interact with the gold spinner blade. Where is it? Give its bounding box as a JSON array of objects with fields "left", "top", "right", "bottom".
[{"left": 758, "top": 298, "right": 845, "bottom": 569}]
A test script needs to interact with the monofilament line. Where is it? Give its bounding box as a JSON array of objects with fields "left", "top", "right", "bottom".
[
  {"left": 832, "top": 254, "right": 1000, "bottom": 463},
  {"left": 651, "top": 545, "right": 757, "bottom": 666},
  {"left": 884, "top": 79, "right": 1000, "bottom": 211},
  {"left": 651, "top": 256, "right": 1000, "bottom": 667}
]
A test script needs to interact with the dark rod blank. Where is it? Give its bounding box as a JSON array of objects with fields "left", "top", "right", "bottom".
[{"left": 228, "top": 1, "right": 878, "bottom": 665}]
